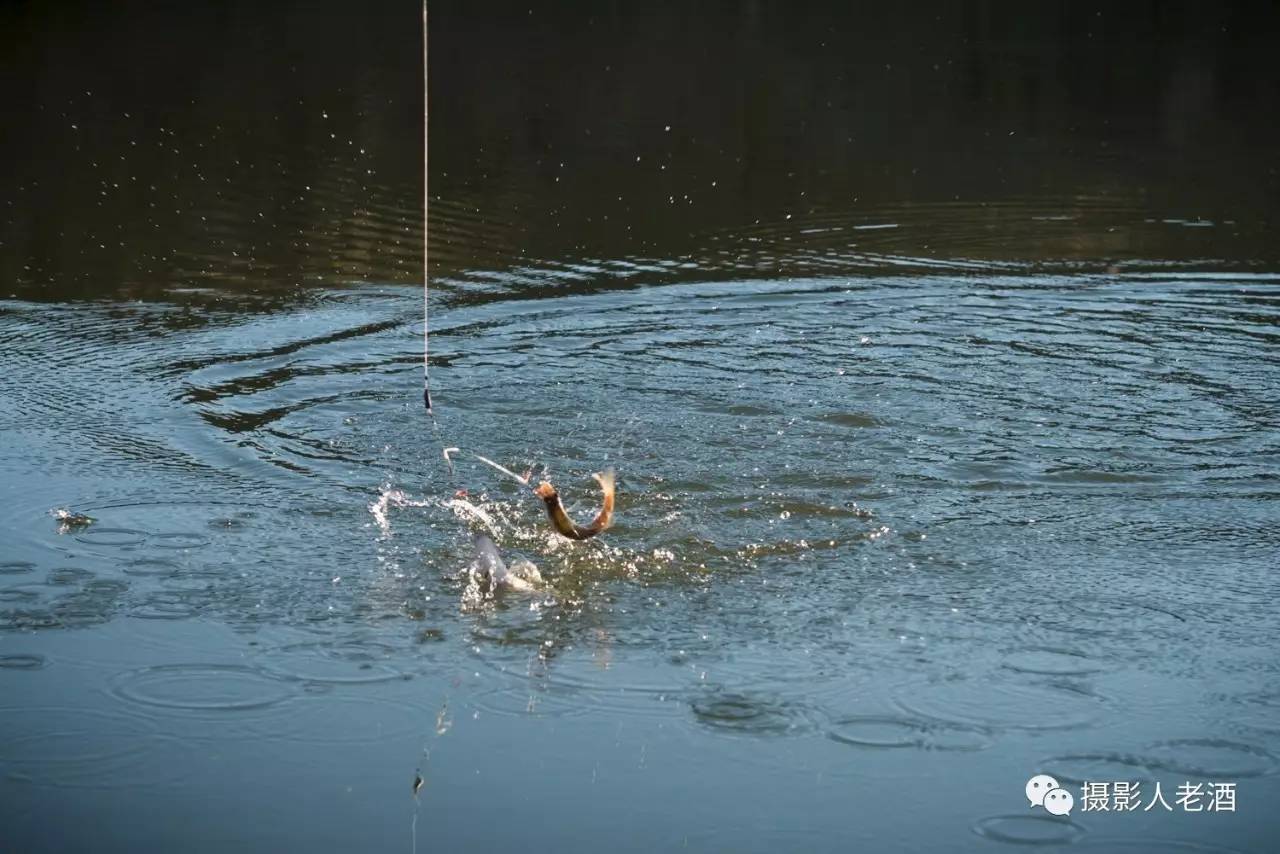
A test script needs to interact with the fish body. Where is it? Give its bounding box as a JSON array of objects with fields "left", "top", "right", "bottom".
[
  {"left": 51, "top": 508, "right": 95, "bottom": 533},
  {"left": 533, "top": 469, "right": 615, "bottom": 541},
  {"left": 469, "top": 533, "right": 541, "bottom": 592}
]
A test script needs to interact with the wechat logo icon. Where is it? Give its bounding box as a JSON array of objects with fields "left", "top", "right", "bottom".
[{"left": 1027, "top": 774, "right": 1075, "bottom": 816}]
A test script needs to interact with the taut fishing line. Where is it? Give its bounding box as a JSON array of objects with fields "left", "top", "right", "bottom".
[
  {"left": 422, "top": 0, "right": 432, "bottom": 415},
  {"left": 419, "top": 1, "right": 533, "bottom": 491},
  {"left": 407, "top": 16, "right": 610, "bottom": 812}
]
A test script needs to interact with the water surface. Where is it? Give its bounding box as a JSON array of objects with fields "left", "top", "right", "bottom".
[{"left": 2, "top": 2, "right": 1279, "bottom": 852}]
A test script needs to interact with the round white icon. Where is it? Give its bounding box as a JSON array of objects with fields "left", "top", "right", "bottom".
[
  {"left": 1043, "top": 787, "right": 1075, "bottom": 816},
  {"left": 1025, "top": 774, "right": 1060, "bottom": 808}
]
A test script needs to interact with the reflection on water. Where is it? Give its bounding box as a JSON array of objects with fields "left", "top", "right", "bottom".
[
  {"left": 4, "top": 1, "right": 1279, "bottom": 300},
  {"left": 2, "top": 1, "right": 1280, "bottom": 852}
]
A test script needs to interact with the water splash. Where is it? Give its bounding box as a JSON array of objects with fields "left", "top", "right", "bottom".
[{"left": 368, "top": 488, "right": 433, "bottom": 536}]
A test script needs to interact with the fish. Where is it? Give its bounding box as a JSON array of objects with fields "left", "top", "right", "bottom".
[
  {"left": 533, "top": 469, "right": 615, "bottom": 541},
  {"left": 469, "top": 533, "right": 542, "bottom": 593},
  {"left": 51, "top": 508, "right": 95, "bottom": 533}
]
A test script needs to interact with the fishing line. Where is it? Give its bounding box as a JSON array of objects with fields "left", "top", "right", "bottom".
[
  {"left": 420, "top": 1, "right": 469, "bottom": 493},
  {"left": 418, "top": 0, "right": 460, "bottom": 495},
  {"left": 409, "top": 12, "right": 532, "bottom": 837},
  {"left": 420, "top": 3, "right": 534, "bottom": 499},
  {"left": 443, "top": 447, "right": 532, "bottom": 486},
  {"left": 422, "top": 0, "right": 432, "bottom": 416},
  {"left": 417, "top": 3, "right": 542, "bottom": 500}
]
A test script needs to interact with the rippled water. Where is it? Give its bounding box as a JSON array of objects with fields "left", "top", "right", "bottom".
[{"left": 3, "top": 2, "right": 1280, "bottom": 852}]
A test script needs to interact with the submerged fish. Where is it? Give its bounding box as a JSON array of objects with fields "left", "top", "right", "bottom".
[
  {"left": 469, "top": 533, "right": 542, "bottom": 593},
  {"left": 533, "top": 469, "right": 615, "bottom": 541}
]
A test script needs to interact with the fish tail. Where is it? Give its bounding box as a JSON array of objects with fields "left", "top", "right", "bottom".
[{"left": 591, "top": 468, "right": 616, "bottom": 531}]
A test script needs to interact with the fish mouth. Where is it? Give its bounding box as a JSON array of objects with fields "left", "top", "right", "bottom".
[{"left": 533, "top": 481, "right": 556, "bottom": 499}]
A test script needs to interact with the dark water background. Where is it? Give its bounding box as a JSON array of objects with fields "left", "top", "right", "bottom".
[{"left": 2, "top": 2, "right": 1279, "bottom": 852}]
